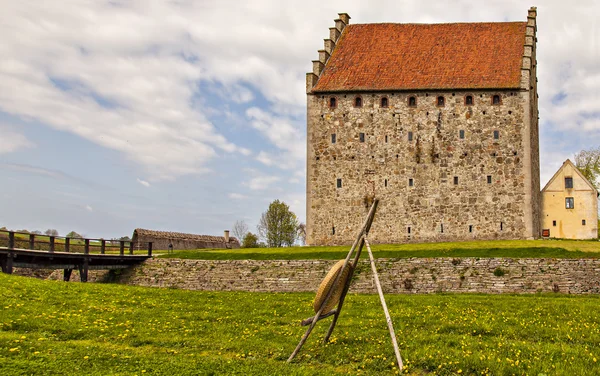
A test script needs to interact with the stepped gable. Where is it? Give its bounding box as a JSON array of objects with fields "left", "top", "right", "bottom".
[{"left": 311, "top": 21, "right": 527, "bottom": 92}]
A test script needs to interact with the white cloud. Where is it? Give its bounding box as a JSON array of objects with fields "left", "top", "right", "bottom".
[
  {"left": 136, "top": 178, "right": 151, "bottom": 187},
  {"left": 244, "top": 175, "right": 281, "bottom": 191},
  {"left": 229, "top": 193, "right": 248, "bottom": 200},
  {"left": 84, "top": 205, "right": 93, "bottom": 212},
  {"left": 0, "top": 125, "right": 34, "bottom": 154}
]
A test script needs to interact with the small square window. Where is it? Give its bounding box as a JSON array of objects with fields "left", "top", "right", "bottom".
[
  {"left": 459, "top": 130, "right": 465, "bottom": 139},
  {"left": 453, "top": 176, "right": 459, "bottom": 185},
  {"left": 331, "top": 134, "right": 336, "bottom": 144},
  {"left": 465, "top": 95, "right": 473, "bottom": 105},
  {"left": 359, "top": 133, "right": 365, "bottom": 142},
  {"left": 565, "top": 197, "right": 574, "bottom": 209},
  {"left": 381, "top": 97, "right": 388, "bottom": 107},
  {"left": 437, "top": 96, "right": 445, "bottom": 106},
  {"left": 329, "top": 97, "right": 337, "bottom": 108},
  {"left": 408, "top": 96, "right": 417, "bottom": 107},
  {"left": 582, "top": 219, "right": 586, "bottom": 226},
  {"left": 565, "top": 177, "right": 573, "bottom": 189},
  {"left": 354, "top": 97, "right": 362, "bottom": 107},
  {"left": 409, "top": 178, "right": 414, "bottom": 187},
  {"left": 408, "top": 131, "right": 413, "bottom": 141},
  {"left": 552, "top": 220, "right": 556, "bottom": 226},
  {"left": 336, "top": 178, "right": 342, "bottom": 188},
  {"left": 492, "top": 95, "right": 501, "bottom": 105},
  {"left": 487, "top": 175, "right": 492, "bottom": 184},
  {"left": 493, "top": 130, "right": 499, "bottom": 140}
]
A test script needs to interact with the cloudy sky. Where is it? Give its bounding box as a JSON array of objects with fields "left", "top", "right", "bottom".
[{"left": 0, "top": 0, "right": 598, "bottom": 239}]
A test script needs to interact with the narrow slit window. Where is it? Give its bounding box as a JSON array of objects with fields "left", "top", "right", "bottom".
[
  {"left": 385, "top": 135, "right": 388, "bottom": 143},
  {"left": 437, "top": 96, "right": 445, "bottom": 106},
  {"left": 454, "top": 176, "right": 459, "bottom": 185},
  {"left": 408, "top": 131, "right": 413, "bottom": 141},
  {"left": 459, "top": 130, "right": 465, "bottom": 139},
  {"left": 500, "top": 222, "right": 504, "bottom": 231},
  {"left": 408, "top": 96, "right": 416, "bottom": 107},
  {"left": 359, "top": 133, "right": 365, "bottom": 142},
  {"left": 409, "top": 178, "right": 414, "bottom": 187},
  {"left": 354, "top": 97, "right": 362, "bottom": 107},
  {"left": 407, "top": 227, "right": 411, "bottom": 234},
  {"left": 492, "top": 95, "right": 501, "bottom": 105},
  {"left": 332, "top": 226, "right": 335, "bottom": 235},
  {"left": 336, "top": 178, "right": 342, "bottom": 188},
  {"left": 565, "top": 197, "right": 574, "bottom": 209},
  {"left": 565, "top": 177, "right": 573, "bottom": 189},
  {"left": 582, "top": 219, "right": 586, "bottom": 226},
  {"left": 493, "top": 130, "right": 499, "bottom": 140},
  {"left": 469, "top": 225, "right": 473, "bottom": 233},
  {"left": 487, "top": 175, "right": 492, "bottom": 184},
  {"left": 440, "top": 224, "right": 444, "bottom": 233},
  {"left": 465, "top": 95, "right": 473, "bottom": 105},
  {"left": 384, "top": 179, "right": 388, "bottom": 187},
  {"left": 552, "top": 220, "right": 556, "bottom": 226},
  {"left": 381, "top": 97, "right": 388, "bottom": 108},
  {"left": 331, "top": 133, "right": 336, "bottom": 144},
  {"left": 329, "top": 97, "right": 337, "bottom": 108}
]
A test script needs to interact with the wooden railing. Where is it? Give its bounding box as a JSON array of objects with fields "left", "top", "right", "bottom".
[{"left": 0, "top": 230, "right": 152, "bottom": 257}]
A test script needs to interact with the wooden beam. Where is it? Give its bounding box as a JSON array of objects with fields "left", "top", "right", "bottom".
[
  {"left": 29, "top": 234, "right": 35, "bottom": 250},
  {"left": 8, "top": 232, "right": 14, "bottom": 249},
  {"left": 364, "top": 236, "right": 403, "bottom": 372},
  {"left": 63, "top": 269, "right": 73, "bottom": 282},
  {"left": 300, "top": 310, "right": 337, "bottom": 326},
  {"left": 101, "top": 240, "right": 106, "bottom": 254},
  {"left": 49, "top": 236, "right": 55, "bottom": 253},
  {"left": 65, "top": 238, "right": 70, "bottom": 253}
]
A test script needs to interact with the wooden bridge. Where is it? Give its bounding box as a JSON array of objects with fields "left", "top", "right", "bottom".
[{"left": 0, "top": 230, "right": 152, "bottom": 282}]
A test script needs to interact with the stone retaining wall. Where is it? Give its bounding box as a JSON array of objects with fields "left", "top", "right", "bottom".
[{"left": 93, "top": 257, "right": 600, "bottom": 294}]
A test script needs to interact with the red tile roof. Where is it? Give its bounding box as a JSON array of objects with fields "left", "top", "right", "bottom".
[{"left": 312, "top": 22, "right": 527, "bottom": 92}]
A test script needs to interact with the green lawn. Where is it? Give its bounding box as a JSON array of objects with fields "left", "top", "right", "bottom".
[
  {"left": 159, "top": 239, "right": 600, "bottom": 260},
  {"left": 1, "top": 274, "right": 600, "bottom": 375}
]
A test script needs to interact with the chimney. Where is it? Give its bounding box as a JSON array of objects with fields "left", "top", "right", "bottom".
[{"left": 224, "top": 230, "right": 230, "bottom": 243}]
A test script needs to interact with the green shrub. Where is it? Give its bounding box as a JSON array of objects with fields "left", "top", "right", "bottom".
[{"left": 493, "top": 267, "right": 506, "bottom": 277}]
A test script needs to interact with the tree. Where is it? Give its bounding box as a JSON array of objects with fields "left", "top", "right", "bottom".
[
  {"left": 119, "top": 236, "right": 131, "bottom": 242},
  {"left": 257, "top": 199, "right": 299, "bottom": 247},
  {"left": 66, "top": 231, "right": 83, "bottom": 239},
  {"left": 232, "top": 220, "right": 249, "bottom": 241},
  {"left": 44, "top": 229, "right": 59, "bottom": 236},
  {"left": 242, "top": 232, "right": 259, "bottom": 248},
  {"left": 575, "top": 147, "right": 600, "bottom": 189},
  {"left": 297, "top": 222, "right": 306, "bottom": 246},
  {"left": 31, "top": 230, "right": 42, "bottom": 235}
]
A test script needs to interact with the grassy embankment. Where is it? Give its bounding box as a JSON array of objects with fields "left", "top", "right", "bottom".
[
  {"left": 1, "top": 274, "right": 600, "bottom": 375},
  {"left": 159, "top": 239, "right": 600, "bottom": 260}
]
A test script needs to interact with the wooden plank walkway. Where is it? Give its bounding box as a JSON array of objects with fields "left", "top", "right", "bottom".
[{"left": 0, "top": 230, "right": 152, "bottom": 282}]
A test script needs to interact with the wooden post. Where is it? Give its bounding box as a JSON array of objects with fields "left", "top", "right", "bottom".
[
  {"left": 65, "top": 238, "right": 70, "bottom": 252},
  {"left": 148, "top": 242, "right": 153, "bottom": 257},
  {"left": 5, "top": 254, "right": 13, "bottom": 274},
  {"left": 80, "top": 259, "right": 89, "bottom": 282},
  {"left": 129, "top": 241, "right": 134, "bottom": 255},
  {"left": 49, "top": 236, "right": 55, "bottom": 253},
  {"left": 84, "top": 239, "right": 90, "bottom": 254},
  {"left": 364, "top": 236, "right": 403, "bottom": 372},
  {"left": 63, "top": 269, "right": 73, "bottom": 282},
  {"left": 29, "top": 234, "right": 35, "bottom": 250},
  {"left": 288, "top": 200, "right": 379, "bottom": 363},
  {"left": 101, "top": 239, "right": 106, "bottom": 254},
  {"left": 119, "top": 241, "right": 125, "bottom": 256},
  {"left": 8, "top": 232, "right": 15, "bottom": 249}
]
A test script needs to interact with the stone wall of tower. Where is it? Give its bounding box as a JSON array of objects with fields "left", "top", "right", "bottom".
[{"left": 306, "top": 90, "right": 533, "bottom": 245}]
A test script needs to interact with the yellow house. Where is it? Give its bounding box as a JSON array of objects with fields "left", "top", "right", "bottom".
[{"left": 541, "top": 159, "right": 598, "bottom": 239}]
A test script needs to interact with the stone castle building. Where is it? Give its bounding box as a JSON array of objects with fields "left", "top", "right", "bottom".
[
  {"left": 541, "top": 160, "right": 598, "bottom": 239},
  {"left": 306, "top": 9, "right": 540, "bottom": 245}
]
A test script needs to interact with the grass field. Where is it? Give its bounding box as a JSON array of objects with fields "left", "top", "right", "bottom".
[
  {"left": 1, "top": 274, "right": 600, "bottom": 375},
  {"left": 159, "top": 239, "right": 600, "bottom": 260}
]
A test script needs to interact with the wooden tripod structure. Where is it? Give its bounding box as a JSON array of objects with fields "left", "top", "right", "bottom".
[{"left": 287, "top": 200, "right": 403, "bottom": 371}]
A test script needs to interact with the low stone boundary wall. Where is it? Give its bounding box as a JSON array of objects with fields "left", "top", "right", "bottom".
[{"left": 92, "top": 257, "right": 600, "bottom": 294}]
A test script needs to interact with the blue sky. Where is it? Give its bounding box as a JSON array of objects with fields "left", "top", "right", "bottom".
[{"left": 0, "top": 0, "right": 598, "bottom": 239}]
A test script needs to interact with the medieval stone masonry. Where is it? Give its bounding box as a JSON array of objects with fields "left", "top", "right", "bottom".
[{"left": 306, "top": 9, "right": 540, "bottom": 245}]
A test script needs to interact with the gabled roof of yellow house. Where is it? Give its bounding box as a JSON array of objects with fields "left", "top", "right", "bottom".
[{"left": 541, "top": 159, "right": 599, "bottom": 195}]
